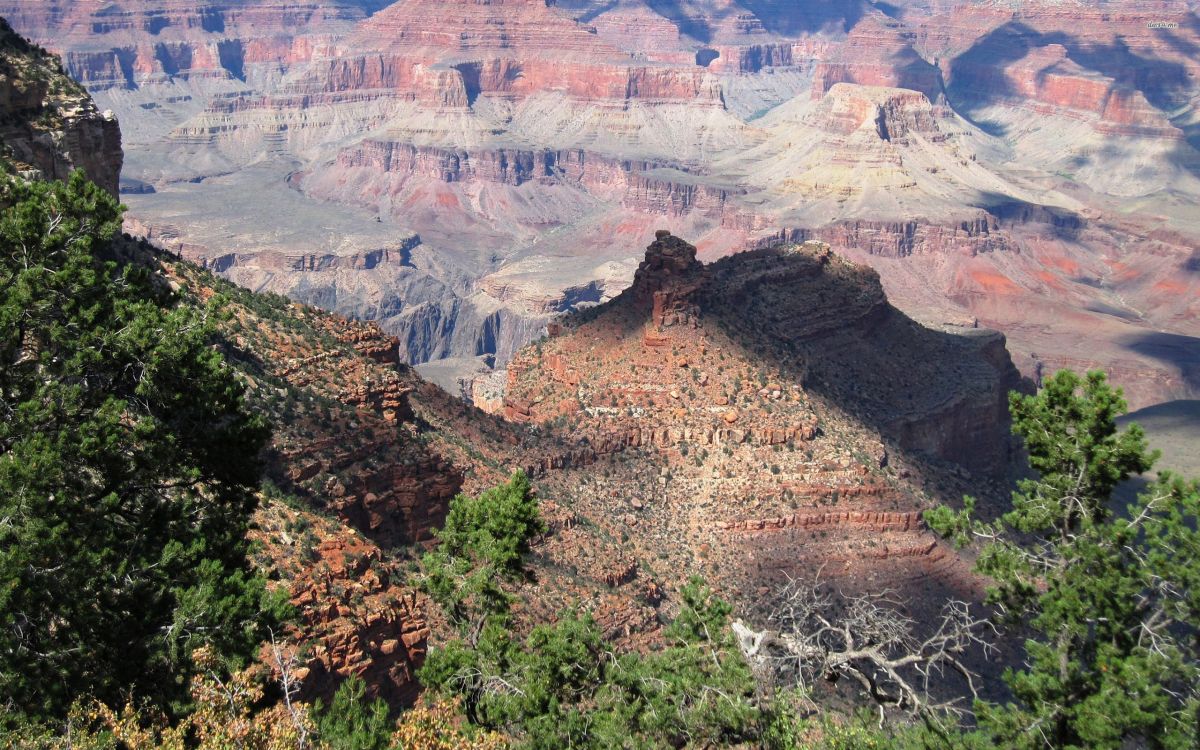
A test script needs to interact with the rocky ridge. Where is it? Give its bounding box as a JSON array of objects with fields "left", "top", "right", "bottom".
[
  {"left": 495, "top": 232, "right": 1018, "bottom": 615},
  {"left": 0, "top": 18, "right": 121, "bottom": 194},
  {"left": 163, "top": 251, "right": 682, "bottom": 701}
]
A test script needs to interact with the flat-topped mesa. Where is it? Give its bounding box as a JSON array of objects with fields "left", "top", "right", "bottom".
[
  {"left": 627, "top": 230, "right": 708, "bottom": 328},
  {"left": 813, "top": 84, "right": 950, "bottom": 144}
]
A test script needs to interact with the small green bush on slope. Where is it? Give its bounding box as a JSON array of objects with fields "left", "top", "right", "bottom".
[{"left": 418, "top": 472, "right": 760, "bottom": 749}]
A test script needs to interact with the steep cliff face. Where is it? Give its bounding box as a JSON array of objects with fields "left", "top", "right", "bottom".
[
  {"left": 811, "top": 14, "right": 943, "bottom": 101},
  {"left": 0, "top": 0, "right": 382, "bottom": 89},
  {"left": 944, "top": 29, "right": 1190, "bottom": 140},
  {"left": 0, "top": 19, "right": 121, "bottom": 194}
]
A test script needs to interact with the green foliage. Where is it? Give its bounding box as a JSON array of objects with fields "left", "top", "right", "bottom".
[
  {"left": 420, "top": 471, "right": 545, "bottom": 631},
  {"left": 927, "top": 370, "right": 1200, "bottom": 749},
  {"left": 763, "top": 699, "right": 994, "bottom": 750},
  {"left": 419, "top": 474, "right": 759, "bottom": 749},
  {"left": 422, "top": 587, "right": 760, "bottom": 749},
  {"left": 314, "top": 675, "right": 393, "bottom": 750},
  {"left": 0, "top": 172, "right": 280, "bottom": 722}
]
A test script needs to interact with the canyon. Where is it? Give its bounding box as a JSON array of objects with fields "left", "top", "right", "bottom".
[
  {"left": 1, "top": 0, "right": 1197, "bottom": 413},
  {"left": 0, "top": 8, "right": 1185, "bottom": 719},
  {"left": 202, "top": 230, "right": 1025, "bottom": 702}
]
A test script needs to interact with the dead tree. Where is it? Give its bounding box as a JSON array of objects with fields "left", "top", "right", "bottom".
[{"left": 733, "top": 575, "right": 996, "bottom": 718}]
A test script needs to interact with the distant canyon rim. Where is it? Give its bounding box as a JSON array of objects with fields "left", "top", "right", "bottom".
[{"left": 4, "top": 0, "right": 1198, "bottom": 410}]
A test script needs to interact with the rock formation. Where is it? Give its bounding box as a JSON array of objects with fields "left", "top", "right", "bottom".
[
  {"left": 0, "top": 19, "right": 121, "bottom": 194},
  {"left": 251, "top": 503, "right": 430, "bottom": 706},
  {"left": 493, "top": 233, "right": 1020, "bottom": 616}
]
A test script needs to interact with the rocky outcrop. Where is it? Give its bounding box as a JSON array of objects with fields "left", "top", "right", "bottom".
[
  {"left": 0, "top": 20, "right": 122, "bottom": 194},
  {"left": 626, "top": 231, "right": 708, "bottom": 318},
  {"left": 812, "top": 14, "right": 943, "bottom": 101},
  {"left": 254, "top": 511, "right": 430, "bottom": 706},
  {"left": 496, "top": 232, "right": 1002, "bottom": 617},
  {"left": 507, "top": 233, "right": 1022, "bottom": 476}
]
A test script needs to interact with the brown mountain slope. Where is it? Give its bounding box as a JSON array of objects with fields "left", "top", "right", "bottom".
[
  {"left": 151, "top": 229, "right": 1020, "bottom": 707},
  {"left": 158, "top": 246, "right": 673, "bottom": 704}
]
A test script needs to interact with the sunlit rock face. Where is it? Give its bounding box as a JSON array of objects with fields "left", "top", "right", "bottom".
[{"left": 0, "top": 18, "right": 123, "bottom": 195}]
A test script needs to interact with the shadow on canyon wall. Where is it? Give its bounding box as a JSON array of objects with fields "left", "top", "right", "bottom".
[
  {"left": 700, "top": 247, "right": 1029, "bottom": 479},
  {"left": 1122, "top": 332, "right": 1200, "bottom": 393},
  {"left": 947, "top": 21, "right": 1192, "bottom": 130},
  {"left": 566, "top": 0, "right": 874, "bottom": 42},
  {"left": 973, "top": 191, "right": 1087, "bottom": 242}
]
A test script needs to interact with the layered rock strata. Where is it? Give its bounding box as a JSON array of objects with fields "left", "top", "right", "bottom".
[
  {"left": 498, "top": 234, "right": 1018, "bottom": 615},
  {"left": 3, "top": 0, "right": 1197, "bottom": 407},
  {"left": 0, "top": 19, "right": 121, "bottom": 194}
]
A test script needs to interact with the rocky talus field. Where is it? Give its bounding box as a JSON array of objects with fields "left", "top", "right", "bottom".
[{"left": 0, "top": 0, "right": 1195, "bottom": 410}]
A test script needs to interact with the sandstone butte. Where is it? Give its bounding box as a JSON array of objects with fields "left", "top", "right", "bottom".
[{"left": 0, "top": 0, "right": 1195, "bottom": 413}]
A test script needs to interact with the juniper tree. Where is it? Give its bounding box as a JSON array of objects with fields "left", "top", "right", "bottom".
[
  {"left": 0, "top": 172, "right": 282, "bottom": 721},
  {"left": 927, "top": 370, "right": 1200, "bottom": 749}
]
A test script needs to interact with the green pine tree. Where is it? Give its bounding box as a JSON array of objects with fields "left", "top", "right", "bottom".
[
  {"left": 419, "top": 475, "right": 759, "bottom": 748},
  {"left": 927, "top": 370, "right": 1200, "bottom": 749},
  {"left": 420, "top": 470, "right": 545, "bottom": 634},
  {"left": 314, "top": 675, "right": 393, "bottom": 750},
  {"left": 0, "top": 172, "right": 283, "bottom": 722}
]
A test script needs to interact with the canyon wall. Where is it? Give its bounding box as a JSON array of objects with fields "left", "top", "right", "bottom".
[
  {"left": 2, "top": 0, "right": 1196, "bottom": 407},
  {"left": 0, "top": 20, "right": 122, "bottom": 194}
]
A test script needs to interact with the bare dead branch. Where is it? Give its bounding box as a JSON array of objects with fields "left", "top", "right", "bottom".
[{"left": 734, "top": 575, "right": 996, "bottom": 717}]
